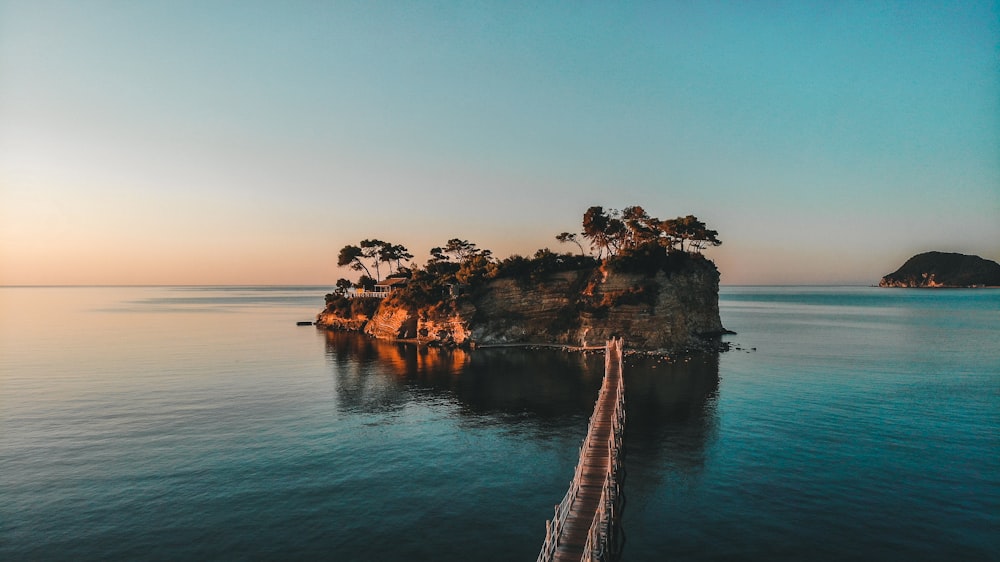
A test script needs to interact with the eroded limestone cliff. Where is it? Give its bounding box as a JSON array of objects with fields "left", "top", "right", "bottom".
[{"left": 316, "top": 256, "right": 726, "bottom": 352}]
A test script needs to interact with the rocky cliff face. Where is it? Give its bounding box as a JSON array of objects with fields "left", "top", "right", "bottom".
[
  {"left": 313, "top": 313, "right": 367, "bottom": 331},
  {"left": 466, "top": 271, "right": 588, "bottom": 345},
  {"left": 879, "top": 252, "right": 1000, "bottom": 288},
  {"left": 578, "top": 264, "right": 724, "bottom": 350},
  {"left": 364, "top": 305, "right": 418, "bottom": 340},
  {"left": 316, "top": 257, "right": 726, "bottom": 352}
]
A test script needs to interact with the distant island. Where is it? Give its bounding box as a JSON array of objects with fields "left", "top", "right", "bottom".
[
  {"left": 317, "top": 206, "right": 729, "bottom": 352},
  {"left": 879, "top": 251, "right": 1000, "bottom": 288}
]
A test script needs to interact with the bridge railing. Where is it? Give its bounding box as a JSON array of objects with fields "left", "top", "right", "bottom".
[
  {"left": 582, "top": 338, "right": 625, "bottom": 562},
  {"left": 538, "top": 338, "right": 626, "bottom": 562},
  {"left": 350, "top": 290, "right": 390, "bottom": 299}
]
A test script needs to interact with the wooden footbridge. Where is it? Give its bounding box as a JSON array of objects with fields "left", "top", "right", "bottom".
[{"left": 537, "top": 338, "right": 626, "bottom": 562}]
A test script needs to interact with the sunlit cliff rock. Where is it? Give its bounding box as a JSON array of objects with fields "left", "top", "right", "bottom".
[{"left": 317, "top": 254, "right": 726, "bottom": 352}]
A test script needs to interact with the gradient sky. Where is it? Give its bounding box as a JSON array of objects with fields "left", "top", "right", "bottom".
[{"left": 2, "top": 1, "right": 998, "bottom": 285}]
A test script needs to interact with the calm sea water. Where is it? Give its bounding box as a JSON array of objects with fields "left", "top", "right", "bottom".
[{"left": 1, "top": 286, "right": 997, "bottom": 561}]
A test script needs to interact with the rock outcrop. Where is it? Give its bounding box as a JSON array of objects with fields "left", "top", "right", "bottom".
[
  {"left": 364, "top": 305, "right": 418, "bottom": 340},
  {"left": 312, "top": 313, "right": 367, "bottom": 331},
  {"left": 317, "top": 255, "right": 726, "bottom": 352},
  {"left": 579, "top": 264, "right": 725, "bottom": 350},
  {"left": 879, "top": 252, "right": 1000, "bottom": 288}
]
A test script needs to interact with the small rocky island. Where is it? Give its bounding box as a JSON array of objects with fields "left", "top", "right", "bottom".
[
  {"left": 317, "top": 206, "right": 728, "bottom": 352},
  {"left": 879, "top": 251, "right": 1000, "bottom": 288}
]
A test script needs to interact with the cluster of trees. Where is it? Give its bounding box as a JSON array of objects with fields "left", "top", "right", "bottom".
[
  {"left": 332, "top": 205, "right": 721, "bottom": 301},
  {"left": 559, "top": 206, "right": 721, "bottom": 259},
  {"left": 336, "top": 239, "right": 413, "bottom": 290},
  {"left": 391, "top": 244, "right": 598, "bottom": 309},
  {"left": 429, "top": 238, "right": 493, "bottom": 263}
]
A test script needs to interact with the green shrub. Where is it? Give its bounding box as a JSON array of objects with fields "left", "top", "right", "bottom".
[{"left": 494, "top": 249, "right": 599, "bottom": 285}]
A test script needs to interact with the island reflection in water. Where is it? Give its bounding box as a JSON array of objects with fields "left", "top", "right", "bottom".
[
  {"left": 624, "top": 353, "right": 720, "bottom": 486},
  {"left": 323, "top": 331, "right": 719, "bottom": 470}
]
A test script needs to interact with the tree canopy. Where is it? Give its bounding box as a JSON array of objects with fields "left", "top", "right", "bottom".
[
  {"left": 337, "top": 239, "right": 413, "bottom": 282},
  {"left": 665, "top": 215, "right": 721, "bottom": 253},
  {"left": 576, "top": 206, "right": 720, "bottom": 257},
  {"left": 429, "top": 238, "right": 492, "bottom": 263},
  {"left": 555, "top": 232, "right": 586, "bottom": 255},
  {"left": 336, "top": 244, "right": 370, "bottom": 279}
]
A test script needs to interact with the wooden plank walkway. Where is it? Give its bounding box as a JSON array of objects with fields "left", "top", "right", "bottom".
[{"left": 538, "top": 339, "right": 625, "bottom": 562}]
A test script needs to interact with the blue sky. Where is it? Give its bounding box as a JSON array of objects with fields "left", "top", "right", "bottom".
[{"left": 1, "top": 0, "right": 997, "bottom": 285}]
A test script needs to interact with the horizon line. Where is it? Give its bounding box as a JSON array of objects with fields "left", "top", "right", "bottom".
[{"left": 1, "top": 283, "right": 883, "bottom": 288}]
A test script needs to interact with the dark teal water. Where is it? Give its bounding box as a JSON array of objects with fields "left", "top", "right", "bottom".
[
  {"left": 626, "top": 287, "right": 999, "bottom": 561},
  {"left": 1, "top": 286, "right": 997, "bottom": 560}
]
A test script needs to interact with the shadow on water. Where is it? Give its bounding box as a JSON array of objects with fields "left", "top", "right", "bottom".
[
  {"left": 323, "top": 330, "right": 720, "bottom": 467},
  {"left": 623, "top": 352, "right": 720, "bottom": 484},
  {"left": 323, "top": 331, "right": 606, "bottom": 420},
  {"left": 618, "top": 352, "right": 720, "bottom": 561}
]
